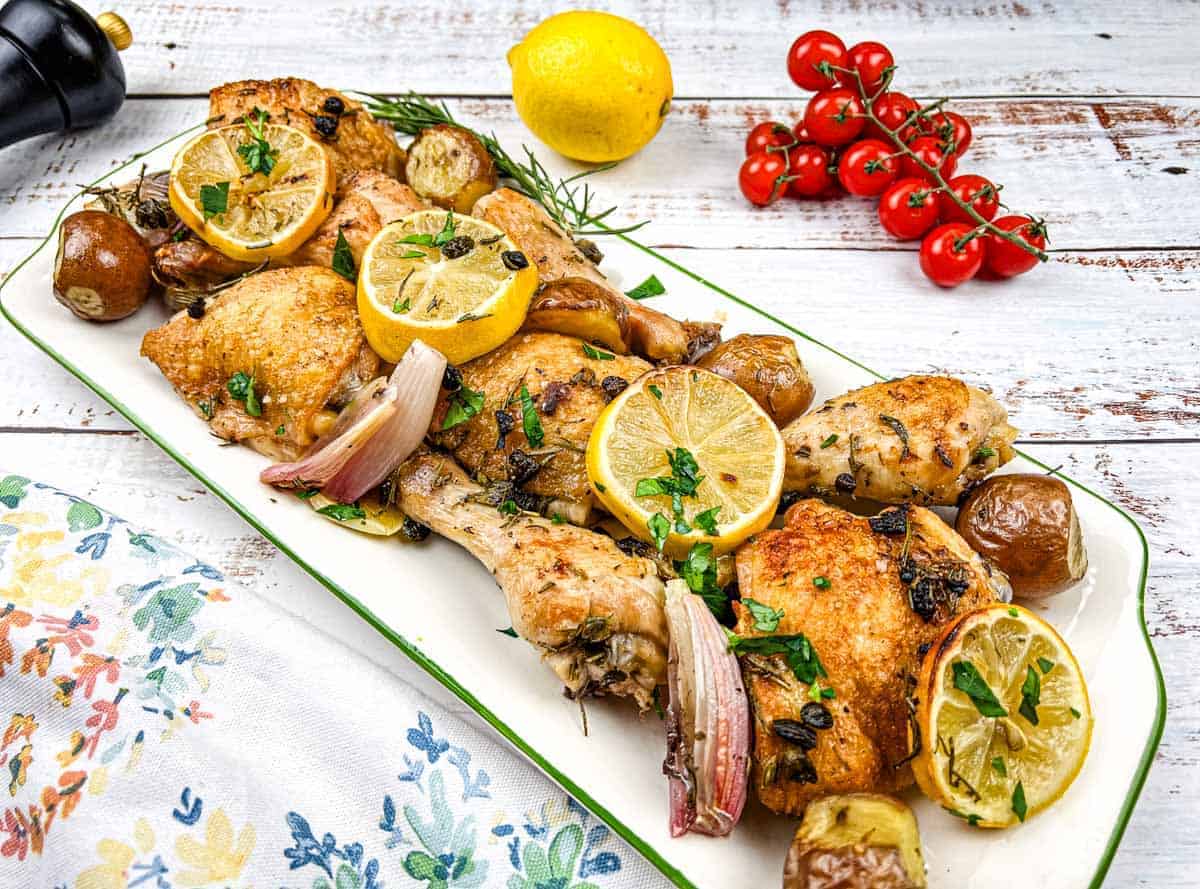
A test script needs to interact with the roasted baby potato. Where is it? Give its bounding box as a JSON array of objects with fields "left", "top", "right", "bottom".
[
  {"left": 697, "top": 334, "right": 814, "bottom": 426},
  {"left": 783, "top": 794, "right": 926, "bottom": 889},
  {"left": 53, "top": 211, "right": 152, "bottom": 321},
  {"left": 405, "top": 124, "right": 498, "bottom": 213},
  {"left": 956, "top": 474, "right": 1087, "bottom": 598}
]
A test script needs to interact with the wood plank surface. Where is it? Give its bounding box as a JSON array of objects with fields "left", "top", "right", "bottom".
[
  {"left": 3, "top": 97, "right": 1198, "bottom": 250},
  {"left": 81, "top": 0, "right": 1200, "bottom": 98}
]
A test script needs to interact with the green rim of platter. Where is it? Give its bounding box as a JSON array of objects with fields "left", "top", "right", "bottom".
[{"left": 0, "top": 127, "right": 1164, "bottom": 889}]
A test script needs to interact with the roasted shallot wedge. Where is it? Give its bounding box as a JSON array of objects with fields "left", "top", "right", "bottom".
[
  {"left": 260, "top": 340, "right": 446, "bottom": 500},
  {"left": 663, "top": 579, "right": 750, "bottom": 837}
]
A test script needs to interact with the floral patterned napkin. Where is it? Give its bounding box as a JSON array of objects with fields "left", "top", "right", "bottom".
[{"left": 0, "top": 473, "right": 663, "bottom": 889}]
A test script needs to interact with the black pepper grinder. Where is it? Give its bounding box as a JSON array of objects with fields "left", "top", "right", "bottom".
[{"left": 0, "top": 0, "right": 130, "bottom": 150}]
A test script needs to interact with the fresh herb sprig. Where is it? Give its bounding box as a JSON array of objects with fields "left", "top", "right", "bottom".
[
  {"left": 358, "top": 92, "right": 647, "bottom": 238},
  {"left": 236, "top": 108, "right": 279, "bottom": 176},
  {"left": 727, "top": 631, "right": 828, "bottom": 686}
]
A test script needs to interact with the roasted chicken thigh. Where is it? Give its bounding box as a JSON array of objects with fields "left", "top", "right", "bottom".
[
  {"left": 782, "top": 375, "right": 1018, "bottom": 505},
  {"left": 734, "top": 498, "right": 1009, "bottom": 815},
  {"left": 398, "top": 450, "right": 667, "bottom": 710}
]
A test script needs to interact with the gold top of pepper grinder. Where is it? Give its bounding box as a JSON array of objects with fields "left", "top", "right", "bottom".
[{"left": 95, "top": 11, "right": 131, "bottom": 51}]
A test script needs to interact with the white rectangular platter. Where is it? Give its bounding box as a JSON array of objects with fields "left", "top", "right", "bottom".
[{"left": 0, "top": 130, "right": 1164, "bottom": 889}]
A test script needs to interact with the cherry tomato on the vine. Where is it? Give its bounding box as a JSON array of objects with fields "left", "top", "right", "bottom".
[
  {"left": 739, "top": 151, "right": 790, "bottom": 206},
  {"left": 840, "top": 41, "right": 894, "bottom": 94},
  {"left": 837, "top": 138, "right": 898, "bottom": 197},
  {"left": 786, "top": 143, "right": 833, "bottom": 197},
  {"left": 745, "top": 121, "right": 794, "bottom": 156},
  {"left": 865, "top": 91, "right": 919, "bottom": 142},
  {"left": 920, "top": 223, "right": 984, "bottom": 288},
  {"left": 878, "top": 178, "right": 940, "bottom": 240},
  {"left": 900, "top": 135, "right": 958, "bottom": 183},
  {"left": 939, "top": 174, "right": 1000, "bottom": 225},
  {"left": 803, "top": 88, "right": 866, "bottom": 147},
  {"left": 983, "top": 215, "right": 1048, "bottom": 278},
  {"left": 792, "top": 121, "right": 810, "bottom": 142},
  {"left": 787, "top": 30, "right": 847, "bottom": 91},
  {"left": 929, "top": 111, "right": 973, "bottom": 156}
]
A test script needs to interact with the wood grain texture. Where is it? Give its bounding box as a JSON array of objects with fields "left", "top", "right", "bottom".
[
  {"left": 0, "top": 430, "right": 1191, "bottom": 885},
  {"left": 77, "top": 0, "right": 1200, "bottom": 98},
  {"left": 3, "top": 97, "right": 1198, "bottom": 250}
]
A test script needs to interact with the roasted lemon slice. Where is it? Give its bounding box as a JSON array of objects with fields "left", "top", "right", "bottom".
[
  {"left": 586, "top": 366, "right": 785, "bottom": 559},
  {"left": 357, "top": 210, "right": 538, "bottom": 363},
  {"left": 169, "top": 121, "right": 335, "bottom": 260},
  {"left": 912, "top": 603, "right": 1092, "bottom": 828}
]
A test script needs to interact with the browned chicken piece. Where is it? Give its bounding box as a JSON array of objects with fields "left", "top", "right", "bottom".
[
  {"left": 152, "top": 236, "right": 258, "bottom": 295},
  {"left": 208, "top": 79, "right": 405, "bottom": 191},
  {"left": 141, "top": 267, "right": 378, "bottom": 460},
  {"left": 733, "top": 499, "right": 1009, "bottom": 815},
  {"left": 430, "top": 331, "right": 651, "bottom": 525},
  {"left": 286, "top": 170, "right": 429, "bottom": 268},
  {"left": 398, "top": 450, "right": 667, "bottom": 709},
  {"left": 474, "top": 188, "right": 710, "bottom": 363},
  {"left": 782, "top": 375, "right": 1018, "bottom": 505}
]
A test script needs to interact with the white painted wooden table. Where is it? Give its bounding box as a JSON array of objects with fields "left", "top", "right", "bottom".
[{"left": 0, "top": 1, "right": 1196, "bottom": 884}]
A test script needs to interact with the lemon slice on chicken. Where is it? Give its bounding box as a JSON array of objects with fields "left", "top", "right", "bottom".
[
  {"left": 587, "top": 366, "right": 785, "bottom": 559},
  {"left": 912, "top": 603, "right": 1092, "bottom": 828},
  {"left": 169, "top": 121, "right": 335, "bottom": 260},
  {"left": 357, "top": 210, "right": 538, "bottom": 364}
]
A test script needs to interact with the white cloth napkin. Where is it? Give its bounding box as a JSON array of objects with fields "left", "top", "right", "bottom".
[{"left": 0, "top": 472, "right": 664, "bottom": 888}]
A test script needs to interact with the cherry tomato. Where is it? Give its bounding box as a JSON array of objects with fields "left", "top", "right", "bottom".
[
  {"left": 786, "top": 143, "right": 833, "bottom": 197},
  {"left": 840, "top": 41, "right": 895, "bottom": 94},
  {"left": 792, "top": 121, "right": 810, "bottom": 142},
  {"left": 787, "top": 30, "right": 847, "bottom": 91},
  {"left": 939, "top": 174, "right": 1000, "bottom": 225},
  {"left": 837, "top": 138, "right": 898, "bottom": 197},
  {"left": 745, "top": 121, "right": 794, "bottom": 157},
  {"left": 865, "top": 91, "right": 919, "bottom": 142},
  {"left": 803, "top": 88, "right": 866, "bottom": 147},
  {"left": 878, "top": 178, "right": 940, "bottom": 240},
  {"left": 739, "top": 151, "right": 790, "bottom": 206},
  {"left": 983, "top": 215, "right": 1048, "bottom": 278},
  {"left": 900, "top": 135, "right": 957, "bottom": 183},
  {"left": 920, "top": 223, "right": 984, "bottom": 287},
  {"left": 929, "top": 111, "right": 973, "bottom": 156}
]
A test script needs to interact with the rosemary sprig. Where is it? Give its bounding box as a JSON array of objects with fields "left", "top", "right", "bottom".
[{"left": 357, "top": 91, "right": 647, "bottom": 238}]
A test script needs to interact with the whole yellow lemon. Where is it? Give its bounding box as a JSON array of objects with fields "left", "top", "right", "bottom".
[{"left": 507, "top": 11, "right": 673, "bottom": 163}]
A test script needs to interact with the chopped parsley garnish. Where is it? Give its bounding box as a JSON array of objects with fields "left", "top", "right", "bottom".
[
  {"left": 677, "top": 542, "right": 727, "bottom": 620},
  {"left": 400, "top": 250, "right": 427, "bottom": 260},
  {"left": 693, "top": 506, "right": 720, "bottom": 535},
  {"left": 398, "top": 232, "right": 435, "bottom": 247},
  {"left": 975, "top": 446, "right": 998, "bottom": 460},
  {"left": 197, "top": 400, "right": 213, "bottom": 420},
  {"left": 442, "top": 383, "right": 484, "bottom": 429},
  {"left": 582, "top": 343, "right": 615, "bottom": 361},
  {"left": 199, "top": 181, "right": 229, "bottom": 220},
  {"left": 1008, "top": 607, "right": 1019, "bottom": 617},
  {"left": 551, "top": 513, "right": 566, "bottom": 525},
  {"left": 518, "top": 384, "right": 544, "bottom": 447},
  {"left": 742, "top": 597, "right": 784, "bottom": 632},
  {"left": 635, "top": 447, "right": 703, "bottom": 537},
  {"left": 1019, "top": 665, "right": 1041, "bottom": 725},
  {"left": 652, "top": 686, "right": 665, "bottom": 720},
  {"left": 991, "top": 756, "right": 1007, "bottom": 776},
  {"left": 316, "top": 503, "right": 365, "bottom": 522},
  {"left": 498, "top": 499, "right": 519, "bottom": 516},
  {"left": 295, "top": 488, "right": 319, "bottom": 500},
  {"left": 952, "top": 660, "right": 1008, "bottom": 718},
  {"left": 1070, "top": 707, "right": 1082, "bottom": 719},
  {"left": 275, "top": 424, "right": 285, "bottom": 436},
  {"left": 392, "top": 296, "right": 411, "bottom": 314},
  {"left": 648, "top": 512, "right": 670, "bottom": 551},
  {"left": 226, "top": 371, "right": 262, "bottom": 417},
  {"left": 1037, "top": 657, "right": 1055, "bottom": 675},
  {"left": 625, "top": 274, "right": 665, "bottom": 301},
  {"left": 727, "top": 631, "right": 827, "bottom": 686},
  {"left": 331, "top": 229, "right": 356, "bottom": 281},
  {"left": 808, "top": 679, "right": 836, "bottom": 701},
  {"left": 236, "top": 107, "right": 279, "bottom": 175},
  {"left": 1011, "top": 781, "right": 1028, "bottom": 822},
  {"left": 647, "top": 384, "right": 663, "bottom": 400},
  {"left": 433, "top": 211, "right": 457, "bottom": 246},
  {"left": 497, "top": 626, "right": 519, "bottom": 638},
  {"left": 594, "top": 482, "right": 606, "bottom": 493},
  {"left": 945, "top": 808, "right": 982, "bottom": 827},
  {"left": 812, "top": 576, "right": 831, "bottom": 590},
  {"left": 819, "top": 433, "right": 838, "bottom": 449}
]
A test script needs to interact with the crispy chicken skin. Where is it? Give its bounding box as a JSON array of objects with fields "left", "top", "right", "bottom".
[
  {"left": 140, "top": 267, "right": 377, "bottom": 460},
  {"left": 431, "top": 331, "right": 651, "bottom": 522},
  {"left": 208, "top": 79, "right": 404, "bottom": 191},
  {"left": 734, "top": 499, "right": 1008, "bottom": 815},
  {"left": 398, "top": 450, "right": 667, "bottom": 709},
  {"left": 474, "top": 188, "right": 708, "bottom": 363},
  {"left": 782, "top": 375, "right": 1018, "bottom": 505}
]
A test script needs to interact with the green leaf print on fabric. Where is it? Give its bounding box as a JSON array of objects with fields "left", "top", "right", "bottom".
[
  {"left": 403, "top": 771, "right": 488, "bottom": 888},
  {"left": 507, "top": 822, "right": 599, "bottom": 889},
  {"left": 0, "top": 476, "right": 30, "bottom": 509},
  {"left": 67, "top": 500, "right": 103, "bottom": 532},
  {"left": 132, "top": 583, "right": 204, "bottom": 644}
]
